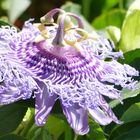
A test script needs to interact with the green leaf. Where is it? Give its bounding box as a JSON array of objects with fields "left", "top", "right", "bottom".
[
  {"left": 4, "top": 0, "right": 31, "bottom": 23},
  {"left": 127, "top": 0, "right": 140, "bottom": 12},
  {"left": 103, "top": 0, "right": 119, "bottom": 11},
  {"left": 61, "top": 2, "right": 94, "bottom": 32},
  {"left": 114, "top": 125, "right": 140, "bottom": 140},
  {"left": 109, "top": 102, "right": 140, "bottom": 140},
  {"left": 82, "top": 0, "right": 105, "bottom": 21},
  {"left": 61, "top": 2, "right": 81, "bottom": 15},
  {"left": 87, "top": 122, "right": 106, "bottom": 140},
  {"left": 109, "top": 82, "right": 140, "bottom": 108},
  {"left": 105, "top": 93, "right": 140, "bottom": 134},
  {"left": 27, "top": 125, "right": 53, "bottom": 140},
  {"left": 124, "top": 0, "right": 135, "bottom": 9},
  {"left": 120, "top": 49, "right": 140, "bottom": 64},
  {"left": 130, "top": 58, "right": 140, "bottom": 74},
  {"left": 16, "top": 99, "right": 35, "bottom": 108},
  {"left": 119, "top": 49, "right": 140, "bottom": 78},
  {"left": 0, "top": 134, "right": 27, "bottom": 140},
  {"left": 92, "top": 9, "right": 126, "bottom": 29},
  {"left": 27, "top": 115, "right": 71, "bottom": 140},
  {"left": 121, "top": 102, "right": 140, "bottom": 123},
  {"left": 108, "top": 121, "right": 140, "bottom": 140},
  {"left": 64, "top": 126, "right": 73, "bottom": 140},
  {"left": 105, "top": 26, "right": 121, "bottom": 44},
  {"left": 119, "top": 10, "right": 140, "bottom": 52},
  {"left": 0, "top": 20, "right": 11, "bottom": 26},
  {"left": 119, "top": 0, "right": 140, "bottom": 51},
  {"left": 82, "top": 0, "right": 93, "bottom": 20},
  {"left": 0, "top": 103, "right": 27, "bottom": 136},
  {"left": 46, "top": 115, "right": 68, "bottom": 139}
]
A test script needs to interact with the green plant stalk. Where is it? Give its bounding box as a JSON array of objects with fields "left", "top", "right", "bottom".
[
  {"left": 20, "top": 111, "right": 35, "bottom": 137},
  {"left": 74, "top": 134, "right": 78, "bottom": 140},
  {"left": 119, "top": 0, "right": 124, "bottom": 10}
]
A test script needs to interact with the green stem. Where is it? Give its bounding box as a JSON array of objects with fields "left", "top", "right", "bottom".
[
  {"left": 119, "top": 0, "right": 123, "bottom": 10},
  {"left": 20, "top": 112, "right": 35, "bottom": 137},
  {"left": 74, "top": 134, "right": 78, "bottom": 140}
]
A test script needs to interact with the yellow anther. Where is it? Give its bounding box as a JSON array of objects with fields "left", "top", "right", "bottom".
[
  {"left": 75, "top": 28, "right": 98, "bottom": 42},
  {"left": 33, "top": 23, "right": 45, "bottom": 31},
  {"left": 76, "top": 28, "right": 89, "bottom": 42},
  {"left": 64, "top": 35, "right": 77, "bottom": 46},
  {"left": 34, "top": 23, "right": 50, "bottom": 42},
  {"left": 73, "top": 42, "right": 83, "bottom": 52},
  {"left": 34, "top": 35, "right": 45, "bottom": 43},
  {"left": 64, "top": 30, "right": 77, "bottom": 46},
  {"left": 40, "top": 16, "right": 54, "bottom": 24},
  {"left": 41, "top": 30, "right": 49, "bottom": 39},
  {"left": 64, "top": 39, "right": 76, "bottom": 46}
]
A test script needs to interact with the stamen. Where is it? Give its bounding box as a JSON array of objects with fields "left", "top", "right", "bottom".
[{"left": 40, "top": 8, "right": 65, "bottom": 24}]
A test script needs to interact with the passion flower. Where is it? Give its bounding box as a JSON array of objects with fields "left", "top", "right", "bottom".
[{"left": 0, "top": 9, "right": 138, "bottom": 135}]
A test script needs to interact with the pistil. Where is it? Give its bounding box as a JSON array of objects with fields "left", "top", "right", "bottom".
[{"left": 39, "top": 8, "right": 85, "bottom": 47}]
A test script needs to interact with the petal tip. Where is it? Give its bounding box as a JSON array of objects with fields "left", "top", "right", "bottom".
[{"left": 74, "top": 126, "right": 90, "bottom": 135}]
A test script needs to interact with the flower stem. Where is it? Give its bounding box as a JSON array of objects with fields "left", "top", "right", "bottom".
[
  {"left": 20, "top": 110, "right": 35, "bottom": 137},
  {"left": 74, "top": 134, "right": 78, "bottom": 140},
  {"left": 119, "top": 0, "right": 123, "bottom": 10}
]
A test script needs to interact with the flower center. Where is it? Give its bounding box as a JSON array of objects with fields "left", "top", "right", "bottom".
[{"left": 33, "top": 9, "right": 95, "bottom": 56}]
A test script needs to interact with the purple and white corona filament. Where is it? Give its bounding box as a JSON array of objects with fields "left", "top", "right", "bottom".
[{"left": 0, "top": 9, "right": 139, "bottom": 135}]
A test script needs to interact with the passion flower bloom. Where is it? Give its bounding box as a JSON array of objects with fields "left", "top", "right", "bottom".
[{"left": 0, "top": 9, "right": 138, "bottom": 135}]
